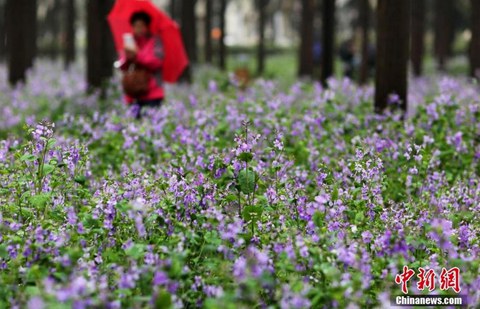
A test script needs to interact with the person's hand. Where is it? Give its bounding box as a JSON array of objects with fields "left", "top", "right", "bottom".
[{"left": 125, "top": 46, "right": 137, "bottom": 61}]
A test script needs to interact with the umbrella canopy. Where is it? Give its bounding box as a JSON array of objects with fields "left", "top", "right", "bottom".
[{"left": 108, "top": 0, "right": 188, "bottom": 83}]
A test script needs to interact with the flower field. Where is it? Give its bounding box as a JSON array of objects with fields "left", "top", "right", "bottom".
[{"left": 0, "top": 64, "right": 479, "bottom": 308}]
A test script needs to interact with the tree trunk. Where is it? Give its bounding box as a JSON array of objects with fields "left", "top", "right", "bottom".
[
  {"left": 257, "top": 0, "right": 267, "bottom": 75},
  {"left": 374, "top": 0, "right": 411, "bottom": 113},
  {"left": 64, "top": 0, "right": 76, "bottom": 68},
  {"left": 181, "top": 0, "right": 197, "bottom": 63},
  {"left": 411, "top": 0, "right": 425, "bottom": 77},
  {"left": 358, "top": 0, "right": 370, "bottom": 84},
  {"left": 204, "top": 0, "right": 213, "bottom": 63},
  {"left": 7, "top": 0, "right": 29, "bottom": 85},
  {"left": 269, "top": 12, "right": 275, "bottom": 44},
  {"left": 86, "top": 0, "right": 101, "bottom": 88},
  {"left": 298, "top": 0, "right": 314, "bottom": 77},
  {"left": 180, "top": 0, "right": 197, "bottom": 82},
  {"left": 87, "top": 0, "right": 115, "bottom": 89},
  {"left": 219, "top": 0, "right": 227, "bottom": 70},
  {"left": 434, "top": 0, "right": 453, "bottom": 71},
  {"left": 321, "top": 0, "right": 335, "bottom": 85},
  {"left": 470, "top": 0, "right": 480, "bottom": 78},
  {"left": 25, "top": 0, "right": 37, "bottom": 69},
  {"left": 0, "top": 0, "right": 6, "bottom": 61},
  {"left": 46, "top": 0, "right": 62, "bottom": 60}
]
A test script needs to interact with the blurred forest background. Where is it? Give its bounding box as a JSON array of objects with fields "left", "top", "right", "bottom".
[{"left": 1, "top": 0, "right": 480, "bottom": 111}]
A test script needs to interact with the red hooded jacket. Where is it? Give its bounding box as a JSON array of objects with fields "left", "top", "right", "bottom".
[{"left": 118, "top": 35, "right": 164, "bottom": 103}]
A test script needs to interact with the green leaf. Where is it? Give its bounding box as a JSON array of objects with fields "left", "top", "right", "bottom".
[
  {"left": 74, "top": 175, "right": 87, "bottom": 185},
  {"left": 82, "top": 215, "right": 99, "bottom": 228},
  {"left": 116, "top": 200, "right": 130, "bottom": 213},
  {"left": 256, "top": 196, "right": 269, "bottom": 207},
  {"left": 238, "top": 152, "right": 253, "bottom": 163},
  {"left": 224, "top": 194, "right": 237, "bottom": 202},
  {"left": 204, "top": 299, "right": 238, "bottom": 309},
  {"left": 354, "top": 211, "right": 365, "bottom": 224},
  {"left": 292, "top": 143, "right": 310, "bottom": 165},
  {"left": 48, "top": 303, "right": 76, "bottom": 309},
  {"left": 238, "top": 168, "right": 256, "bottom": 195},
  {"left": 68, "top": 248, "right": 83, "bottom": 261},
  {"left": 125, "top": 243, "right": 146, "bottom": 260},
  {"left": 43, "top": 164, "right": 55, "bottom": 175},
  {"left": 20, "top": 154, "right": 36, "bottom": 162},
  {"left": 319, "top": 263, "right": 339, "bottom": 279},
  {"left": 242, "top": 205, "right": 263, "bottom": 222},
  {"left": 155, "top": 289, "right": 172, "bottom": 309},
  {"left": 331, "top": 185, "right": 339, "bottom": 201},
  {"left": 29, "top": 193, "right": 51, "bottom": 209},
  {"left": 25, "top": 286, "right": 41, "bottom": 296},
  {"left": 204, "top": 231, "right": 221, "bottom": 246},
  {"left": 133, "top": 296, "right": 151, "bottom": 303},
  {"left": 55, "top": 273, "right": 69, "bottom": 283},
  {"left": 0, "top": 245, "right": 8, "bottom": 258},
  {"left": 103, "top": 247, "right": 121, "bottom": 263},
  {"left": 313, "top": 211, "right": 325, "bottom": 228},
  {"left": 115, "top": 288, "right": 133, "bottom": 297},
  {"left": 168, "top": 258, "right": 182, "bottom": 278},
  {"left": 26, "top": 265, "right": 46, "bottom": 282},
  {"left": 47, "top": 139, "right": 57, "bottom": 149},
  {"left": 158, "top": 182, "right": 168, "bottom": 191}
]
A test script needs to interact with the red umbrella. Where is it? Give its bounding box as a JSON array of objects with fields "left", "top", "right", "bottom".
[{"left": 107, "top": 0, "right": 188, "bottom": 83}]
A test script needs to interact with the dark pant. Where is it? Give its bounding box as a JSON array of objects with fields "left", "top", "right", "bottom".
[{"left": 133, "top": 98, "right": 163, "bottom": 119}]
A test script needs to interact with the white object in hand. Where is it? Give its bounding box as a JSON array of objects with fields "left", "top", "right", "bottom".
[{"left": 123, "top": 33, "right": 136, "bottom": 49}]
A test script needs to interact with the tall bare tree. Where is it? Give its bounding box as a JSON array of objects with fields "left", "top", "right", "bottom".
[
  {"left": 7, "top": 0, "right": 32, "bottom": 85},
  {"left": 257, "top": 0, "right": 267, "bottom": 75},
  {"left": 181, "top": 0, "right": 198, "bottom": 63},
  {"left": 358, "top": 0, "right": 370, "bottom": 84},
  {"left": 204, "top": 0, "right": 213, "bottom": 63},
  {"left": 0, "top": 0, "right": 6, "bottom": 61},
  {"left": 470, "top": 0, "right": 480, "bottom": 78},
  {"left": 434, "top": 0, "right": 454, "bottom": 71},
  {"left": 180, "top": 0, "right": 197, "bottom": 82},
  {"left": 87, "top": 0, "right": 115, "bottom": 89},
  {"left": 25, "top": 0, "right": 37, "bottom": 69},
  {"left": 219, "top": 0, "right": 227, "bottom": 70},
  {"left": 375, "top": 0, "right": 411, "bottom": 113},
  {"left": 44, "top": 0, "right": 62, "bottom": 59},
  {"left": 298, "top": 0, "right": 314, "bottom": 77},
  {"left": 321, "top": 0, "right": 335, "bottom": 84},
  {"left": 411, "top": 0, "right": 425, "bottom": 76},
  {"left": 64, "top": 0, "right": 76, "bottom": 68}
]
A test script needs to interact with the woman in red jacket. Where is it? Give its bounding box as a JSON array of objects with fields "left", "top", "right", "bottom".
[{"left": 118, "top": 11, "right": 164, "bottom": 118}]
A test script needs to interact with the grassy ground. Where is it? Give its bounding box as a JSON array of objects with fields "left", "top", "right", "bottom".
[{"left": 222, "top": 48, "right": 472, "bottom": 84}]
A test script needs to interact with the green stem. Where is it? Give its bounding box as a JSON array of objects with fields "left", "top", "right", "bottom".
[
  {"left": 36, "top": 139, "right": 49, "bottom": 195},
  {"left": 237, "top": 187, "right": 242, "bottom": 217},
  {"left": 251, "top": 218, "right": 255, "bottom": 237}
]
